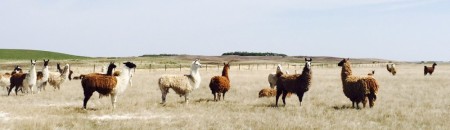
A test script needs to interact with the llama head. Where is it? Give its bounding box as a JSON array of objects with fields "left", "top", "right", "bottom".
[
  {"left": 108, "top": 62, "right": 117, "bottom": 73},
  {"left": 123, "top": 62, "right": 137, "bottom": 69},
  {"left": 223, "top": 62, "right": 230, "bottom": 70},
  {"left": 338, "top": 58, "right": 349, "bottom": 67},
  {"left": 191, "top": 59, "right": 202, "bottom": 69},
  {"left": 305, "top": 58, "right": 312, "bottom": 69},
  {"left": 433, "top": 63, "right": 437, "bottom": 67},
  {"left": 30, "top": 59, "right": 36, "bottom": 66},
  {"left": 14, "top": 65, "right": 22, "bottom": 73},
  {"left": 276, "top": 64, "right": 282, "bottom": 72},
  {"left": 43, "top": 59, "right": 50, "bottom": 66}
]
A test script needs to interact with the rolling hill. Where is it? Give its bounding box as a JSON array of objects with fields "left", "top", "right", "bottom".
[{"left": 0, "top": 49, "right": 90, "bottom": 60}]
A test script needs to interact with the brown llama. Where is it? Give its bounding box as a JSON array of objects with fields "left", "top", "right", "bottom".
[
  {"left": 259, "top": 87, "right": 292, "bottom": 98},
  {"left": 82, "top": 62, "right": 136, "bottom": 109},
  {"left": 424, "top": 63, "right": 437, "bottom": 75},
  {"left": 1, "top": 66, "right": 22, "bottom": 90},
  {"left": 8, "top": 60, "right": 37, "bottom": 95},
  {"left": 386, "top": 63, "right": 396, "bottom": 75},
  {"left": 209, "top": 63, "right": 231, "bottom": 101},
  {"left": 338, "top": 58, "right": 379, "bottom": 108},
  {"left": 275, "top": 58, "right": 312, "bottom": 106}
]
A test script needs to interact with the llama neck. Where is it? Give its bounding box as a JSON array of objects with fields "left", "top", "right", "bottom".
[
  {"left": 116, "top": 67, "right": 132, "bottom": 93},
  {"left": 42, "top": 66, "right": 49, "bottom": 79},
  {"left": 222, "top": 68, "right": 229, "bottom": 79},
  {"left": 29, "top": 65, "right": 36, "bottom": 75},
  {"left": 106, "top": 67, "right": 114, "bottom": 76},
  {"left": 341, "top": 63, "right": 352, "bottom": 80},
  {"left": 190, "top": 67, "right": 201, "bottom": 89}
]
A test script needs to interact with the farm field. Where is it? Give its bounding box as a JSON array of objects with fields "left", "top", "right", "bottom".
[{"left": 0, "top": 61, "right": 449, "bottom": 129}]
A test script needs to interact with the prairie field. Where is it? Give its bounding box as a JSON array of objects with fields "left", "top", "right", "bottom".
[{"left": 0, "top": 62, "right": 449, "bottom": 129}]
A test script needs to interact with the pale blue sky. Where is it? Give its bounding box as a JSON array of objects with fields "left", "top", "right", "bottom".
[{"left": 1, "top": 0, "right": 449, "bottom": 61}]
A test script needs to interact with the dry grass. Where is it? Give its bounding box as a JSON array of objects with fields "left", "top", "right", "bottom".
[{"left": 0, "top": 63, "right": 449, "bottom": 129}]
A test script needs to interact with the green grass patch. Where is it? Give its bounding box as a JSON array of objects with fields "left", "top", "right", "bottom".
[{"left": 0, "top": 49, "right": 90, "bottom": 60}]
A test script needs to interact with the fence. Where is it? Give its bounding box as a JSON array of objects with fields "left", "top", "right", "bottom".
[{"left": 95, "top": 63, "right": 386, "bottom": 72}]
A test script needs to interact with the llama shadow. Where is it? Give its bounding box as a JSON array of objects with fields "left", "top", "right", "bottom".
[
  {"left": 332, "top": 105, "right": 360, "bottom": 110},
  {"left": 69, "top": 107, "right": 100, "bottom": 113}
]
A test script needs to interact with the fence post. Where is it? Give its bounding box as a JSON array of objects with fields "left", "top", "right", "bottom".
[
  {"left": 93, "top": 64, "right": 96, "bottom": 73},
  {"left": 149, "top": 64, "right": 151, "bottom": 72},
  {"left": 239, "top": 64, "right": 241, "bottom": 70},
  {"left": 180, "top": 64, "right": 182, "bottom": 71},
  {"left": 165, "top": 64, "right": 167, "bottom": 71},
  {"left": 206, "top": 64, "right": 208, "bottom": 71},
  {"left": 218, "top": 64, "right": 220, "bottom": 70},
  {"left": 288, "top": 64, "right": 290, "bottom": 69},
  {"left": 266, "top": 64, "right": 267, "bottom": 69}
]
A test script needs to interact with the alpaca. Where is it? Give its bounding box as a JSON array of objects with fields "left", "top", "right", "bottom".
[
  {"left": 8, "top": 60, "right": 37, "bottom": 95},
  {"left": 159, "top": 59, "right": 202, "bottom": 104},
  {"left": 268, "top": 64, "right": 284, "bottom": 89},
  {"left": 36, "top": 59, "right": 50, "bottom": 92},
  {"left": 82, "top": 62, "right": 136, "bottom": 109},
  {"left": 209, "top": 63, "right": 231, "bottom": 101},
  {"left": 424, "top": 63, "right": 437, "bottom": 75},
  {"left": 338, "top": 58, "right": 379, "bottom": 108},
  {"left": 275, "top": 58, "right": 312, "bottom": 106},
  {"left": 386, "top": 63, "right": 396, "bottom": 75},
  {"left": 47, "top": 64, "right": 70, "bottom": 90}
]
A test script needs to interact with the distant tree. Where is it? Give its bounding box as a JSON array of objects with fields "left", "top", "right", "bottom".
[{"left": 222, "top": 51, "right": 287, "bottom": 56}]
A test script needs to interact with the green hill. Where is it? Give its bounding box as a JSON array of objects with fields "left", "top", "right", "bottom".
[{"left": 0, "top": 49, "right": 90, "bottom": 60}]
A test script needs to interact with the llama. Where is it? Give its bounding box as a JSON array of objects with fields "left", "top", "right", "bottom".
[
  {"left": 57, "top": 63, "right": 74, "bottom": 80},
  {"left": 259, "top": 88, "right": 292, "bottom": 98},
  {"left": 424, "top": 63, "right": 437, "bottom": 75},
  {"left": 368, "top": 70, "right": 375, "bottom": 76},
  {"left": 47, "top": 64, "right": 70, "bottom": 90},
  {"left": 36, "top": 59, "right": 50, "bottom": 92},
  {"left": 209, "top": 63, "right": 231, "bottom": 101},
  {"left": 8, "top": 60, "right": 37, "bottom": 95},
  {"left": 386, "top": 63, "right": 396, "bottom": 75},
  {"left": 158, "top": 59, "right": 202, "bottom": 104},
  {"left": 268, "top": 64, "right": 285, "bottom": 89},
  {"left": 81, "top": 62, "right": 136, "bottom": 109},
  {"left": 338, "top": 58, "right": 379, "bottom": 108},
  {"left": 0, "top": 66, "right": 22, "bottom": 91},
  {"left": 275, "top": 58, "right": 312, "bottom": 106}
]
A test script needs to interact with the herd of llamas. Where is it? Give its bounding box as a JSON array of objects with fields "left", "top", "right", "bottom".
[{"left": 0, "top": 58, "right": 440, "bottom": 110}]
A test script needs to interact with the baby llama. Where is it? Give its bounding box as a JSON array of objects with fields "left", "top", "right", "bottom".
[
  {"left": 275, "top": 58, "right": 312, "bottom": 106},
  {"left": 158, "top": 59, "right": 202, "bottom": 104},
  {"left": 338, "top": 58, "right": 379, "bottom": 108},
  {"left": 209, "top": 63, "right": 231, "bottom": 101},
  {"left": 82, "top": 62, "right": 136, "bottom": 109},
  {"left": 8, "top": 60, "right": 37, "bottom": 95}
]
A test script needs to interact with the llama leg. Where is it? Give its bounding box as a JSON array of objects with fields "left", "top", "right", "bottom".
[
  {"left": 275, "top": 89, "right": 283, "bottom": 106},
  {"left": 217, "top": 93, "right": 221, "bottom": 101},
  {"left": 362, "top": 98, "right": 367, "bottom": 108},
  {"left": 296, "top": 92, "right": 305, "bottom": 106},
  {"left": 83, "top": 91, "right": 93, "bottom": 109},
  {"left": 368, "top": 94, "right": 376, "bottom": 108},
  {"left": 185, "top": 93, "right": 190, "bottom": 104},
  {"left": 161, "top": 89, "right": 168, "bottom": 104},
  {"left": 223, "top": 92, "right": 226, "bottom": 101},
  {"left": 111, "top": 94, "right": 117, "bottom": 109},
  {"left": 281, "top": 91, "right": 287, "bottom": 106},
  {"left": 7, "top": 85, "right": 14, "bottom": 96},
  {"left": 213, "top": 92, "right": 217, "bottom": 101},
  {"left": 352, "top": 101, "right": 355, "bottom": 108}
]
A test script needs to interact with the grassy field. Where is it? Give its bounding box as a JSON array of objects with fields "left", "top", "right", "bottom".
[
  {"left": 0, "top": 49, "right": 90, "bottom": 60},
  {"left": 0, "top": 61, "right": 449, "bottom": 129}
]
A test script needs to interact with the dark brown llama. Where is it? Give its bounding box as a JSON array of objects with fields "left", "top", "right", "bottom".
[
  {"left": 275, "top": 58, "right": 312, "bottom": 106},
  {"left": 424, "top": 63, "right": 437, "bottom": 75}
]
